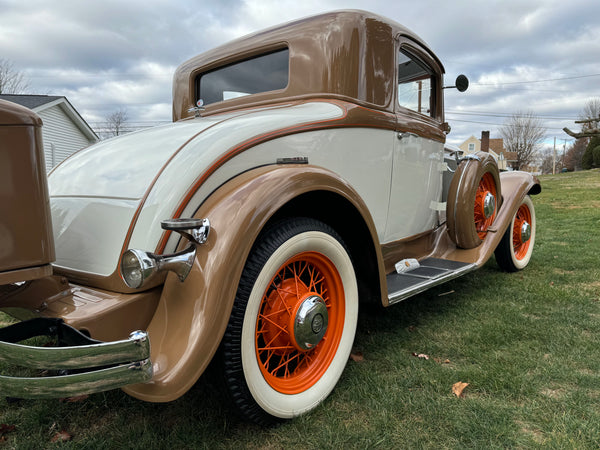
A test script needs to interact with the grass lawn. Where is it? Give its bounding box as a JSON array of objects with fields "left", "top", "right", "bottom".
[{"left": 1, "top": 169, "right": 599, "bottom": 448}]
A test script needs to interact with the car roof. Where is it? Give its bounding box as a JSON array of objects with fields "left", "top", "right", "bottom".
[{"left": 173, "top": 10, "right": 444, "bottom": 121}]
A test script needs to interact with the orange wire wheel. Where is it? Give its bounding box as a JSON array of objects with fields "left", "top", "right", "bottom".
[
  {"left": 474, "top": 172, "right": 498, "bottom": 240},
  {"left": 222, "top": 218, "right": 358, "bottom": 425},
  {"left": 511, "top": 202, "right": 533, "bottom": 260},
  {"left": 255, "top": 251, "right": 344, "bottom": 394},
  {"left": 447, "top": 152, "right": 501, "bottom": 249},
  {"left": 495, "top": 195, "right": 536, "bottom": 272}
]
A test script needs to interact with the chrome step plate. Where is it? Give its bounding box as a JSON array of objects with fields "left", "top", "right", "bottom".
[{"left": 387, "top": 257, "right": 477, "bottom": 305}]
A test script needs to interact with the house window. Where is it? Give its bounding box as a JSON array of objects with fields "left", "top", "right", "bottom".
[
  {"left": 397, "top": 49, "right": 434, "bottom": 117},
  {"left": 468, "top": 143, "right": 475, "bottom": 152},
  {"left": 196, "top": 48, "right": 289, "bottom": 106}
]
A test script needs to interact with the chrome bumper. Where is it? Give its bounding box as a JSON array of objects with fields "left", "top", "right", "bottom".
[{"left": 0, "top": 318, "right": 152, "bottom": 398}]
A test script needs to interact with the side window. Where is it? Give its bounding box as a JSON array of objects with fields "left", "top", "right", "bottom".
[
  {"left": 397, "top": 49, "right": 434, "bottom": 116},
  {"left": 196, "top": 48, "right": 289, "bottom": 106}
]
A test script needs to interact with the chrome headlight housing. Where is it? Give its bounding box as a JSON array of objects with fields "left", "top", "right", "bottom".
[{"left": 120, "top": 218, "right": 210, "bottom": 289}]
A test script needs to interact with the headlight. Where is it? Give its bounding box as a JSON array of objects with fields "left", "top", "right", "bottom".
[
  {"left": 121, "top": 249, "right": 159, "bottom": 289},
  {"left": 120, "top": 217, "right": 210, "bottom": 289}
]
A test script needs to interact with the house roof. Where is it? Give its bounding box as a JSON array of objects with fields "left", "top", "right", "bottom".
[
  {"left": 0, "top": 94, "right": 98, "bottom": 141},
  {"left": 489, "top": 138, "right": 504, "bottom": 154},
  {"left": 0, "top": 94, "right": 63, "bottom": 110}
]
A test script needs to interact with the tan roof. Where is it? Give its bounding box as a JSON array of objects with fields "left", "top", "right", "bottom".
[
  {"left": 489, "top": 138, "right": 504, "bottom": 154},
  {"left": 173, "top": 10, "right": 443, "bottom": 121}
]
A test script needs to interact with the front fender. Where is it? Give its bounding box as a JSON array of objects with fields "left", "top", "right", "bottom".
[{"left": 123, "top": 164, "right": 383, "bottom": 402}]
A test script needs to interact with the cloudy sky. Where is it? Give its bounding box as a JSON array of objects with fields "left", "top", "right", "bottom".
[{"left": 1, "top": 0, "right": 599, "bottom": 148}]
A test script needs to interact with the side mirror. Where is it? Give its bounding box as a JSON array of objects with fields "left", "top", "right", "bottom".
[
  {"left": 444, "top": 74, "right": 469, "bottom": 92},
  {"left": 455, "top": 74, "right": 469, "bottom": 92}
]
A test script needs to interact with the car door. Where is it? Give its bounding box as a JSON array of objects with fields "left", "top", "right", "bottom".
[{"left": 383, "top": 43, "right": 446, "bottom": 243}]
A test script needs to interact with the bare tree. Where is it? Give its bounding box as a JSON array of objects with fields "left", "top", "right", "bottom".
[
  {"left": 564, "top": 98, "right": 600, "bottom": 139},
  {"left": 563, "top": 138, "right": 587, "bottom": 171},
  {"left": 105, "top": 108, "right": 129, "bottom": 137},
  {"left": 499, "top": 111, "right": 546, "bottom": 171},
  {"left": 539, "top": 148, "right": 556, "bottom": 174},
  {"left": 0, "top": 58, "right": 30, "bottom": 94},
  {"left": 581, "top": 98, "right": 600, "bottom": 130}
]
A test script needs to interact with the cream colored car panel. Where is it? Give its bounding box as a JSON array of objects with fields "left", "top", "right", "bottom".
[{"left": 384, "top": 133, "right": 444, "bottom": 242}]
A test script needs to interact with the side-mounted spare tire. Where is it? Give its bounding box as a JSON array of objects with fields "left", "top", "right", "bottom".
[
  {"left": 446, "top": 152, "right": 501, "bottom": 249},
  {"left": 221, "top": 217, "right": 359, "bottom": 425}
]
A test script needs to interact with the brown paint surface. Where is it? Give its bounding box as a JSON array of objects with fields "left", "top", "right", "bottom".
[{"left": 0, "top": 100, "right": 55, "bottom": 280}]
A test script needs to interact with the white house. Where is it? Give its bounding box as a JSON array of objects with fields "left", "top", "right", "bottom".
[
  {"left": 0, "top": 95, "right": 98, "bottom": 172},
  {"left": 459, "top": 131, "right": 517, "bottom": 171}
]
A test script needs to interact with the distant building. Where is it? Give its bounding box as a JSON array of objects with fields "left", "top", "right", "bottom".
[
  {"left": 0, "top": 94, "right": 98, "bottom": 172},
  {"left": 459, "top": 131, "right": 517, "bottom": 171}
]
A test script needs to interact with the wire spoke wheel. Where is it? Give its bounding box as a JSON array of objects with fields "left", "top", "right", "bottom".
[
  {"left": 222, "top": 218, "right": 358, "bottom": 424},
  {"left": 512, "top": 203, "right": 533, "bottom": 260},
  {"left": 474, "top": 172, "right": 498, "bottom": 239},
  {"left": 447, "top": 152, "right": 501, "bottom": 249},
  {"left": 256, "top": 252, "right": 344, "bottom": 394},
  {"left": 495, "top": 195, "right": 536, "bottom": 272}
]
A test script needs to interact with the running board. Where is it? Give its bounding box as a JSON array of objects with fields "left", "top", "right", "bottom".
[{"left": 387, "top": 258, "right": 477, "bottom": 305}]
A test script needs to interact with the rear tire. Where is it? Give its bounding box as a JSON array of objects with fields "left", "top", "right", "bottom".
[
  {"left": 222, "top": 218, "right": 358, "bottom": 425},
  {"left": 495, "top": 196, "right": 536, "bottom": 272}
]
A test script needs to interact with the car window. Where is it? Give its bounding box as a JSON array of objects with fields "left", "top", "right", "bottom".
[
  {"left": 397, "top": 50, "right": 434, "bottom": 116},
  {"left": 196, "top": 48, "right": 289, "bottom": 106}
]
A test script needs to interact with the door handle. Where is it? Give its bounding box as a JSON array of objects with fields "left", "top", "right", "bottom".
[{"left": 397, "top": 132, "right": 419, "bottom": 140}]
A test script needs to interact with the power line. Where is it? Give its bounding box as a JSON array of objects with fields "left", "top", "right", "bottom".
[
  {"left": 447, "top": 118, "right": 567, "bottom": 131},
  {"left": 446, "top": 110, "right": 577, "bottom": 120},
  {"left": 472, "top": 73, "right": 600, "bottom": 86}
]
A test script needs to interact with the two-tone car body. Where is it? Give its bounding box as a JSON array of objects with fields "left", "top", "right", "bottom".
[{"left": 0, "top": 10, "right": 539, "bottom": 424}]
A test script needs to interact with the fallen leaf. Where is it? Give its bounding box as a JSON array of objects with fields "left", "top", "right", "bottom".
[
  {"left": 350, "top": 351, "right": 364, "bottom": 362},
  {"left": 412, "top": 353, "right": 429, "bottom": 360},
  {"left": 434, "top": 357, "right": 451, "bottom": 364},
  {"left": 0, "top": 424, "right": 16, "bottom": 435},
  {"left": 407, "top": 326, "right": 417, "bottom": 332},
  {"left": 51, "top": 431, "right": 72, "bottom": 443},
  {"left": 452, "top": 381, "right": 469, "bottom": 398},
  {"left": 61, "top": 394, "right": 89, "bottom": 403}
]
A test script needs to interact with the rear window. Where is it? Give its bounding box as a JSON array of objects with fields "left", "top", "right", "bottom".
[{"left": 196, "top": 48, "right": 289, "bottom": 106}]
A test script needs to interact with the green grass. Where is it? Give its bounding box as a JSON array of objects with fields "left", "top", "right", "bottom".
[{"left": 1, "top": 169, "right": 600, "bottom": 448}]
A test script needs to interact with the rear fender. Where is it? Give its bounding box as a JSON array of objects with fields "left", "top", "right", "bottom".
[{"left": 123, "top": 164, "right": 383, "bottom": 402}]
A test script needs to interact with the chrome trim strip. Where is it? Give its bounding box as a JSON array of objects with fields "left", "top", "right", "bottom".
[
  {"left": 388, "top": 263, "right": 477, "bottom": 305},
  {"left": 0, "top": 359, "right": 152, "bottom": 399},
  {"left": 0, "top": 331, "right": 150, "bottom": 370}
]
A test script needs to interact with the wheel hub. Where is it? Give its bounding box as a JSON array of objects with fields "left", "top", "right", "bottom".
[
  {"left": 520, "top": 220, "right": 531, "bottom": 243},
  {"left": 483, "top": 191, "right": 496, "bottom": 219},
  {"left": 292, "top": 295, "right": 328, "bottom": 351}
]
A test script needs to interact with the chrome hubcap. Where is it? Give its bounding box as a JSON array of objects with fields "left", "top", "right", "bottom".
[
  {"left": 520, "top": 221, "right": 531, "bottom": 242},
  {"left": 293, "top": 295, "right": 328, "bottom": 351},
  {"left": 483, "top": 192, "right": 496, "bottom": 219}
]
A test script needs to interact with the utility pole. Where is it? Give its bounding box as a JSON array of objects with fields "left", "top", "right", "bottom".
[{"left": 553, "top": 137, "right": 556, "bottom": 174}]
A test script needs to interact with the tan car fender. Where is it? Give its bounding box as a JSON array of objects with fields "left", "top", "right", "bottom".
[{"left": 123, "top": 164, "right": 384, "bottom": 402}]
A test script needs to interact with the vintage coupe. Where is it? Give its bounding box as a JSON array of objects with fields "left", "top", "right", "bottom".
[{"left": 0, "top": 10, "right": 539, "bottom": 424}]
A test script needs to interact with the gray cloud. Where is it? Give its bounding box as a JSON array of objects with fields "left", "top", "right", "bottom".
[{"left": 1, "top": 0, "right": 598, "bottom": 147}]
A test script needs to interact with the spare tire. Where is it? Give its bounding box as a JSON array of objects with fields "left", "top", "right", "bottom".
[{"left": 447, "top": 152, "right": 501, "bottom": 249}]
